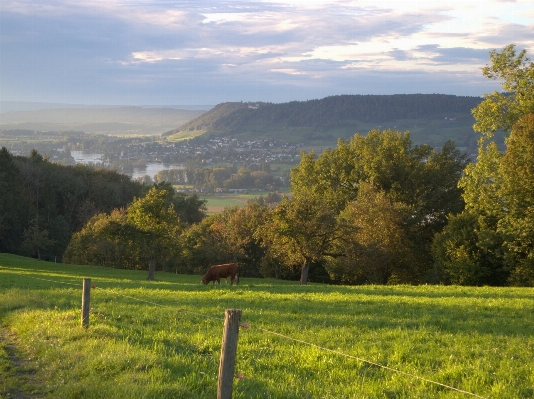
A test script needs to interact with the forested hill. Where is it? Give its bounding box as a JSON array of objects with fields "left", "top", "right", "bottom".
[{"left": 163, "top": 94, "right": 483, "bottom": 150}]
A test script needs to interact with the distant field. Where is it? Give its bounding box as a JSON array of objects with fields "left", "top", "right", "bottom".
[
  {"left": 202, "top": 194, "right": 248, "bottom": 212},
  {"left": 1, "top": 253, "right": 533, "bottom": 398},
  {"left": 201, "top": 190, "right": 290, "bottom": 213},
  {"left": 173, "top": 187, "right": 289, "bottom": 213}
]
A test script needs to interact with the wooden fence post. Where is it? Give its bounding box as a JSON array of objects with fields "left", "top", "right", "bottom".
[
  {"left": 81, "top": 278, "right": 91, "bottom": 328},
  {"left": 217, "top": 309, "right": 242, "bottom": 399}
]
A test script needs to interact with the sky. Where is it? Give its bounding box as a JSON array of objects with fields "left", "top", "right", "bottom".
[{"left": 1, "top": 0, "right": 533, "bottom": 106}]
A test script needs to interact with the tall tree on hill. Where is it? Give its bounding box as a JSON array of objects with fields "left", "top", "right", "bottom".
[{"left": 434, "top": 44, "right": 534, "bottom": 286}]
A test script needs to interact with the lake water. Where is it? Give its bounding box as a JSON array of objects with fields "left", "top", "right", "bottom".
[
  {"left": 70, "top": 150, "right": 183, "bottom": 180},
  {"left": 130, "top": 163, "right": 184, "bottom": 180},
  {"left": 71, "top": 150, "right": 104, "bottom": 164}
]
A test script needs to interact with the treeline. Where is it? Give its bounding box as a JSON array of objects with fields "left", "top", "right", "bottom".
[
  {"left": 0, "top": 149, "right": 143, "bottom": 260},
  {"left": 0, "top": 149, "right": 205, "bottom": 262},
  {"left": 63, "top": 129, "right": 469, "bottom": 284},
  {"left": 169, "top": 94, "right": 481, "bottom": 135}
]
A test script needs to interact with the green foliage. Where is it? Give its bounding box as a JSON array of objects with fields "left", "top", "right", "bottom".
[
  {"left": 1, "top": 255, "right": 533, "bottom": 398},
  {"left": 260, "top": 195, "right": 341, "bottom": 284},
  {"left": 0, "top": 147, "right": 27, "bottom": 253},
  {"left": 329, "top": 183, "right": 415, "bottom": 284},
  {"left": 64, "top": 187, "right": 183, "bottom": 279},
  {"left": 179, "top": 203, "right": 269, "bottom": 277},
  {"left": 433, "top": 45, "right": 534, "bottom": 286},
  {"left": 128, "top": 187, "right": 183, "bottom": 280},
  {"left": 498, "top": 114, "right": 534, "bottom": 285},
  {"left": 290, "top": 130, "right": 467, "bottom": 283},
  {"left": 473, "top": 44, "right": 534, "bottom": 137},
  {"left": 0, "top": 148, "right": 143, "bottom": 261},
  {"left": 432, "top": 212, "right": 499, "bottom": 285},
  {"left": 142, "top": 182, "right": 207, "bottom": 223},
  {"left": 20, "top": 219, "right": 56, "bottom": 260},
  {"left": 63, "top": 209, "right": 142, "bottom": 270}
]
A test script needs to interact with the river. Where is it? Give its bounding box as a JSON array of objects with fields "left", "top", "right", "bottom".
[{"left": 70, "top": 150, "right": 184, "bottom": 180}]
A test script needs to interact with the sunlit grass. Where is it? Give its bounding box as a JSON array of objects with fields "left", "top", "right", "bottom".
[{"left": 1, "top": 253, "right": 533, "bottom": 398}]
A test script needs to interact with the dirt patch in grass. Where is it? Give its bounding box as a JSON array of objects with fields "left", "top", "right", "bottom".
[{"left": 0, "top": 327, "right": 45, "bottom": 398}]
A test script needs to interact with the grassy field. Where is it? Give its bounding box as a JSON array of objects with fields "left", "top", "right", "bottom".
[
  {"left": 201, "top": 189, "right": 290, "bottom": 213},
  {"left": 1, "top": 253, "right": 533, "bottom": 398}
]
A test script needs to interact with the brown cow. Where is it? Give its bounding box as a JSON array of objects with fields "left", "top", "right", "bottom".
[{"left": 201, "top": 263, "right": 239, "bottom": 285}]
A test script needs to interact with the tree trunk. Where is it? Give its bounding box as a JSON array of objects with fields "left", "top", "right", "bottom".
[
  {"left": 147, "top": 258, "right": 156, "bottom": 280},
  {"left": 300, "top": 258, "right": 310, "bottom": 285}
]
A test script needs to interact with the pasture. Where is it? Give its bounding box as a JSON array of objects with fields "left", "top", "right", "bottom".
[
  {"left": 201, "top": 189, "right": 289, "bottom": 213},
  {"left": 1, "top": 253, "right": 533, "bottom": 398}
]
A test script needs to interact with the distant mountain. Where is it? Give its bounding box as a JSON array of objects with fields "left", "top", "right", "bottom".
[{"left": 163, "top": 94, "right": 483, "bottom": 152}]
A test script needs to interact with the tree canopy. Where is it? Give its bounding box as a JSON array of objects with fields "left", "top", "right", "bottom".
[
  {"left": 472, "top": 44, "right": 534, "bottom": 137},
  {"left": 433, "top": 44, "right": 534, "bottom": 286},
  {"left": 285, "top": 129, "right": 467, "bottom": 284}
]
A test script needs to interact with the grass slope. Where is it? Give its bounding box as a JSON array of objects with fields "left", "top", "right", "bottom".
[{"left": 1, "top": 253, "right": 533, "bottom": 398}]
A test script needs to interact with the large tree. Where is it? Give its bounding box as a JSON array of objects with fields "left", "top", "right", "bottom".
[
  {"left": 0, "top": 148, "right": 27, "bottom": 253},
  {"left": 127, "top": 187, "right": 182, "bottom": 280},
  {"left": 63, "top": 209, "right": 141, "bottom": 269},
  {"left": 498, "top": 114, "right": 534, "bottom": 285},
  {"left": 140, "top": 182, "right": 207, "bottom": 224},
  {"left": 289, "top": 129, "right": 467, "bottom": 283},
  {"left": 65, "top": 187, "right": 182, "bottom": 280},
  {"left": 434, "top": 44, "right": 534, "bottom": 286},
  {"left": 328, "top": 183, "right": 415, "bottom": 284},
  {"left": 261, "top": 194, "right": 342, "bottom": 285},
  {"left": 472, "top": 44, "right": 534, "bottom": 137},
  {"left": 20, "top": 218, "right": 56, "bottom": 261}
]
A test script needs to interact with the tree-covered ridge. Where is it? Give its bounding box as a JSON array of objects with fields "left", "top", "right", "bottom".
[{"left": 166, "top": 94, "right": 482, "bottom": 136}]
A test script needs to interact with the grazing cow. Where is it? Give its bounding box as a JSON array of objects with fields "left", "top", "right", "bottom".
[{"left": 201, "top": 263, "right": 239, "bottom": 285}]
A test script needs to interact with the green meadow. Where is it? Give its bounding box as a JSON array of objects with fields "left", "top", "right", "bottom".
[
  {"left": 1, "top": 253, "right": 533, "bottom": 398},
  {"left": 201, "top": 189, "right": 290, "bottom": 213}
]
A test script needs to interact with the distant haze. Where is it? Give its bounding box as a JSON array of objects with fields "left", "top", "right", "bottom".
[
  {"left": 0, "top": 103, "right": 209, "bottom": 136},
  {"left": 0, "top": 102, "right": 212, "bottom": 114}
]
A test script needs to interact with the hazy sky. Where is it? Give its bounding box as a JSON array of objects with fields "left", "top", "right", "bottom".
[{"left": 1, "top": 0, "right": 533, "bottom": 106}]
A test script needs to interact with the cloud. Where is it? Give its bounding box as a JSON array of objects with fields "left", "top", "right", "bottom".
[{"left": 0, "top": 0, "right": 532, "bottom": 105}]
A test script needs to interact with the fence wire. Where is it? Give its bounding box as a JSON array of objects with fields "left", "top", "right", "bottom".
[{"left": 1, "top": 267, "right": 490, "bottom": 399}]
